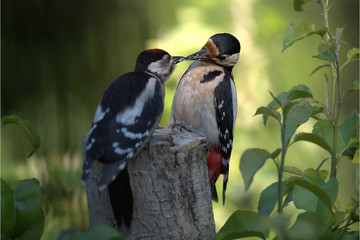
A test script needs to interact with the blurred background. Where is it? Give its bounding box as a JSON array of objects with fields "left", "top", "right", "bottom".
[{"left": 2, "top": 0, "right": 359, "bottom": 239}]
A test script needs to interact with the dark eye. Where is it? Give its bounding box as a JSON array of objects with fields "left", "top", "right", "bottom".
[
  {"left": 164, "top": 55, "right": 170, "bottom": 63},
  {"left": 217, "top": 55, "right": 226, "bottom": 61}
]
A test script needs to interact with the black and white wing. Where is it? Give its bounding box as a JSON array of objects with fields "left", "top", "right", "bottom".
[
  {"left": 82, "top": 71, "right": 164, "bottom": 189},
  {"left": 214, "top": 72, "right": 237, "bottom": 203}
]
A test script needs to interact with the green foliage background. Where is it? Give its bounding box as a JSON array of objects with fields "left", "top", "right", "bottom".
[{"left": 2, "top": 0, "right": 358, "bottom": 239}]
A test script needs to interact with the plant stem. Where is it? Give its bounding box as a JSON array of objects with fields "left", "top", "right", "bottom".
[
  {"left": 322, "top": 0, "right": 329, "bottom": 33},
  {"left": 321, "top": 0, "right": 340, "bottom": 178},
  {"left": 337, "top": 205, "right": 358, "bottom": 239},
  {"left": 331, "top": 59, "right": 342, "bottom": 178},
  {"left": 278, "top": 114, "right": 287, "bottom": 214}
]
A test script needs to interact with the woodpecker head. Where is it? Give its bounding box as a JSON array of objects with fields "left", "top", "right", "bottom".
[
  {"left": 135, "top": 49, "right": 184, "bottom": 82},
  {"left": 185, "top": 33, "right": 241, "bottom": 68}
]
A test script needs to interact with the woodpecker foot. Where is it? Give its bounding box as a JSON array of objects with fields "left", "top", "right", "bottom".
[
  {"left": 148, "top": 134, "right": 173, "bottom": 160},
  {"left": 171, "top": 120, "right": 184, "bottom": 132},
  {"left": 172, "top": 120, "right": 196, "bottom": 134}
]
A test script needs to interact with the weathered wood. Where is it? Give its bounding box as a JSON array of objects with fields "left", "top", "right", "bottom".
[{"left": 82, "top": 127, "right": 216, "bottom": 240}]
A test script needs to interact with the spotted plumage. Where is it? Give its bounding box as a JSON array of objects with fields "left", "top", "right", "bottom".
[
  {"left": 171, "top": 33, "right": 240, "bottom": 204},
  {"left": 82, "top": 49, "right": 183, "bottom": 228}
]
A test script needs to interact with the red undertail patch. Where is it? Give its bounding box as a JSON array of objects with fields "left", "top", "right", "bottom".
[{"left": 207, "top": 145, "right": 222, "bottom": 184}]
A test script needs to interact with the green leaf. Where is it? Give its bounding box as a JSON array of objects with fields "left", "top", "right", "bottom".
[
  {"left": 59, "top": 225, "right": 123, "bottom": 240},
  {"left": 311, "top": 112, "right": 360, "bottom": 159},
  {"left": 283, "top": 166, "right": 304, "bottom": 176},
  {"left": 347, "top": 47, "right": 360, "bottom": 62},
  {"left": 339, "top": 110, "right": 359, "bottom": 145},
  {"left": 304, "top": 168, "right": 328, "bottom": 181},
  {"left": 284, "top": 89, "right": 315, "bottom": 113},
  {"left": 313, "top": 42, "right": 336, "bottom": 63},
  {"left": 329, "top": 211, "right": 345, "bottom": 227},
  {"left": 1, "top": 179, "right": 15, "bottom": 238},
  {"left": 313, "top": 120, "right": 346, "bottom": 153},
  {"left": 285, "top": 103, "right": 322, "bottom": 146},
  {"left": 268, "top": 91, "right": 283, "bottom": 109},
  {"left": 254, "top": 106, "right": 281, "bottom": 126},
  {"left": 348, "top": 80, "right": 359, "bottom": 93},
  {"left": 293, "top": 132, "right": 332, "bottom": 153},
  {"left": 293, "top": 177, "right": 338, "bottom": 215},
  {"left": 258, "top": 181, "right": 288, "bottom": 216},
  {"left": 216, "top": 210, "right": 269, "bottom": 240},
  {"left": 282, "top": 19, "right": 324, "bottom": 52},
  {"left": 14, "top": 179, "right": 42, "bottom": 237},
  {"left": 1, "top": 115, "right": 40, "bottom": 157},
  {"left": 240, "top": 149, "right": 271, "bottom": 191},
  {"left": 287, "top": 212, "right": 330, "bottom": 239},
  {"left": 342, "top": 231, "right": 359, "bottom": 240},
  {"left": 263, "top": 85, "right": 313, "bottom": 124},
  {"left": 287, "top": 177, "right": 333, "bottom": 213},
  {"left": 294, "top": 0, "right": 313, "bottom": 11},
  {"left": 18, "top": 208, "right": 45, "bottom": 240},
  {"left": 270, "top": 148, "right": 281, "bottom": 159},
  {"left": 1, "top": 178, "right": 44, "bottom": 240}
]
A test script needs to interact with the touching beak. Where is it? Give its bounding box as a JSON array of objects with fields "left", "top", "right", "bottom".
[
  {"left": 185, "top": 48, "right": 210, "bottom": 61},
  {"left": 172, "top": 56, "right": 185, "bottom": 65}
]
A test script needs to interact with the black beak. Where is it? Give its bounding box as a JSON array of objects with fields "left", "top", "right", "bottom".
[
  {"left": 185, "top": 48, "right": 210, "bottom": 61},
  {"left": 172, "top": 56, "right": 185, "bottom": 65}
]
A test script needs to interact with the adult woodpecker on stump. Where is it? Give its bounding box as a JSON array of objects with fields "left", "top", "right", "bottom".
[
  {"left": 82, "top": 49, "right": 184, "bottom": 228},
  {"left": 170, "top": 33, "right": 240, "bottom": 204}
]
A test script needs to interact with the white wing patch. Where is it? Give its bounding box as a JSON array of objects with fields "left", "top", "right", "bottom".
[
  {"left": 86, "top": 138, "right": 96, "bottom": 151},
  {"left": 93, "top": 106, "right": 110, "bottom": 123},
  {"left": 89, "top": 123, "right": 97, "bottom": 135},
  {"left": 114, "top": 146, "right": 133, "bottom": 155},
  {"left": 121, "top": 127, "right": 149, "bottom": 140},
  {"left": 118, "top": 162, "right": 126, "bottom": 170},
  {"left": 116, "top": 77, "right": 157, "bottom": 125},
  {"left": 230, "top": 79, "right": 237, "bottom": 131}
]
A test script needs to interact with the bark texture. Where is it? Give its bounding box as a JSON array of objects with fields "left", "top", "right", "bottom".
[{"left": 82, "top": 127, "right": 216, "bottom": 240}]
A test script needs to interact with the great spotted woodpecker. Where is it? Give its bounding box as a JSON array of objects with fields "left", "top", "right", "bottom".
[
  {"left": 170, "top": 33, "right": 240, "bottom": 204},
  {"left": 82, "top": 49, "right": 183, "bottom": 228}
]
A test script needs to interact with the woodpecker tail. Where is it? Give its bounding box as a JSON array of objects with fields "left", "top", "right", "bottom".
[
  {"left": 221, "top": 159, "right": 230, "bottom": 205},
  {"left": 210, "top": 179, "right": 218, "bottom": 202},
  {"left": 108, "top": 168, "right": 133, "bottom": 229}
]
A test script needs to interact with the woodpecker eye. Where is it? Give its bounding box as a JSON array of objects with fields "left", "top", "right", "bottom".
[
  {"left": 163, "top": 55, "right": 170, "bottom": 63},
  {"left": 217, "top": 55, "right": 226, "bottom": 61}
]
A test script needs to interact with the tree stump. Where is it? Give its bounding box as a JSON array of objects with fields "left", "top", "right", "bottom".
[{"left": 82, "top": 127, "right": 216, "bottom": 240}]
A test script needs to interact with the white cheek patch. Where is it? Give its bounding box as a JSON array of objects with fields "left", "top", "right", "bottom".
[
  {"left": 147, "top": 56, "right": 170, "bottom": 75},
  {"left": 218, "top": 53, "right": 240, "bottom": 67},
  {"left": 116, "top": 77, "right": 157, "bottom": 125}
]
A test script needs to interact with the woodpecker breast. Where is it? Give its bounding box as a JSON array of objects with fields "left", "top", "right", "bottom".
[{"left": 172, "top": 63, "right": 227, "bottom": 144}]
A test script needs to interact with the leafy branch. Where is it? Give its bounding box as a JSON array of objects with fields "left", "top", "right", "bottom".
[{"left": 217, "top": 0, "right": 359, "bottom": 239}]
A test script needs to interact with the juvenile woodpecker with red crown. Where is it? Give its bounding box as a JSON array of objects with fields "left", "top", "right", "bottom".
[
  {"left": 170, "top": 33, "right": 240, "bottom": 204},
  {"left": 82, "top": 49, "right": 183, "bottom": 228}
]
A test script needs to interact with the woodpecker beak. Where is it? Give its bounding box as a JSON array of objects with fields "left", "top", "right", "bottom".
[
  {"left": 185, "top": 48, "right": 210, "bottom": 61},
  {"left": 172, "top": 56, "right": 185, "bottom": 65}
]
